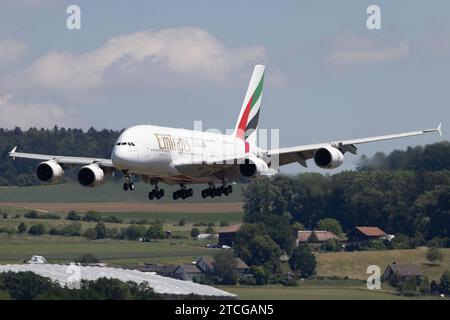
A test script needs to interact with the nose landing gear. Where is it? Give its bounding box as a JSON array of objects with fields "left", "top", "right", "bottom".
[{"left": 123, "top": 174, "right": 135, "bottom": 191}]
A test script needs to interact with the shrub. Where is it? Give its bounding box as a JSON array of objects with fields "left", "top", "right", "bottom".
[
  {"left": 28, "top": 224, "right": 45, "bottom": 236},
  {"left": 190, "top": 227, "right": 200, "bottom": 238},
  {"left": 76, "top": 253, "right": 100, "bottom": 264},
  {"left": 145, "top": 223, "right": 164, "bottom": 239},
  {"left": 66, "top": 211, "right": 81, "bottom": 221},
  {"left": 24, "top": 211, "right": 39, "bottom": 219},
  {"left": 17, "top": 222, "right": 27, "bottom": 234},
  {"left": 219, "top": 221, "right": 229, "bottom": 227}
]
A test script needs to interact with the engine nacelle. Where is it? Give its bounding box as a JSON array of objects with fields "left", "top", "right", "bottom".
[
  {"left": 239, "top": 157, "right": 270, "bottom": 178},
  {"left": 314, "top": 147, "right": 344, "bottom": 169},
  {"left": 77, "top": 164, "right": 104, "bottom": 187},
  {"left": 36, "top": 160, "right": 64, "bottom": 183}
]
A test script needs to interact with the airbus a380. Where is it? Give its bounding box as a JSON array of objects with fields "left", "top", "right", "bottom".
[{"left": 9, "top": 65, "right": 442, "bottom": 200}]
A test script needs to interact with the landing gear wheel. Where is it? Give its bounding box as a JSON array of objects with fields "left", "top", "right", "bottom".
[
  {"left": 123, "top": 183, "right": 129, "bottom": 191},
  {"left": 227, "top": 185, "right": 233, "bottom": 194},
  {"left": 148, "top": 191, "right": 154, "bottom": 200},
  {"left": 129, "top": 183, "right": 135, "bottom": 191}
]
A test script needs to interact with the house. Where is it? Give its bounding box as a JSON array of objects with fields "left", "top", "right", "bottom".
[
  {"left": 381, "top": 263, "right": 424, "bottom": 282},
  {"left": 217, "top": 224, "right": 242, "bottom": 247},
  {"left": 196, "top": 256, "right": 250, "bottom": 276},
  {"left": 174, "top": 264, "right": 204, "bottom": 281},
  {"left": 346, "top": 226, "right": 388, "bottom": 250},
  {"left": 348, "top": 226, "right": 387, "bottom": 241},
  {"left": 296, "top": 230, "right": 340, "bottom": 250}
]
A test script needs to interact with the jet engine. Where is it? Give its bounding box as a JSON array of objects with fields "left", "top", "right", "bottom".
[
  {"left": 36, "top": 160, "right": 64, "bottom": 183},
  {"left": 77, "top": 164, "right": 104, "bottom": 187},
  {"left": 313, "top": 147, "right": 344, "bottom": 169},
  {"left": 239, "top": 157, "right": 270, "bottom": 178}
]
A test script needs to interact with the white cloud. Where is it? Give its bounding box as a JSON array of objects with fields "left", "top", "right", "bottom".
[
  {"left": 15, "top": 27, "right": 266, "bottom": 92},
  {"left": 325, "top": 33, "right": 409, "bottom": 69},
  {"left": 0, "top": 39, "right": 28, "bottom": 65},
  {"left": 0, "top": 94, "right": 75, "bottom": 129}
]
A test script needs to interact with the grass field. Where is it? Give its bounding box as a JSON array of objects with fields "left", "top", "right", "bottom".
[
  {"left": 219, "top": 285, "right": 442, "bottom": 300},
  {"left": 0, "top": 183, "right": 244, "bottom": 203},
  {"left": 0, "top": 234, "right": 220, "bottom": 265},
  {"left": 316, "top": 248, "right": 450, "bottom": 281}
]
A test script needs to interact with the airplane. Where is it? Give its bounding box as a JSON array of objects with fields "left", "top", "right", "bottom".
[{"left": 9, "top": 65, "right": 443, "bottom": 201}]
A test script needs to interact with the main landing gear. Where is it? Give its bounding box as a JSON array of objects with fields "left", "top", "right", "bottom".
[
  {"left": 201, "top": 184, "right": 233, "bottom": 198},
  {"left": 148, "top": 181, "right": 164, "bottom": 200},
  {"left": 123, "top": 175, "right": 135, "bottom": 191},
  {"left": 173, "top": 184, "right": 193, "bottom": 200}
]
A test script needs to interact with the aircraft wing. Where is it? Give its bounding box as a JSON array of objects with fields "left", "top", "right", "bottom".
[
  {"left": 267, "top": 124, "right": 443, "bottom": 167},
  {"left": 8, "top": 147, "right": 114, "bottom": 168}
]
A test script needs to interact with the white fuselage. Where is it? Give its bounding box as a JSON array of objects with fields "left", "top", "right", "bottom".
[{"left": 111, "top": 125, "right": 252, "bottom": 183}]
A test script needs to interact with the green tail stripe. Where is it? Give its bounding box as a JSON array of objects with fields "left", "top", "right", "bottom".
[{"left": 250, "top": 73, "right": 264, "bottom": 111}]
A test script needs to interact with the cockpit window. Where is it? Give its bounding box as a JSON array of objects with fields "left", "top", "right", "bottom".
[{"left": 117, "top": 142, "right": 135, "bottom": 146}]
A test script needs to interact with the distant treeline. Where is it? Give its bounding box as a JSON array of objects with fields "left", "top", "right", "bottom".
[
  {"left": 0, "top": 126, "right": 121, "bottom": 185},
  {"left": 244, "top": 169, "right": 450, "bottom": 242},
  {"left": 358, "top": 141, "right": 450, "bottom": 171}
]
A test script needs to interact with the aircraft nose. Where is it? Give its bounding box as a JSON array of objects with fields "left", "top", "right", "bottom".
[{"left": 111, "top": 146, "right": 129, "bottom": 169}]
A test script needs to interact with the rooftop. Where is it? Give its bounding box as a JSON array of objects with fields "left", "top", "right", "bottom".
[{"left": 355, "top": 226, "right": 387, "bottom": 237}]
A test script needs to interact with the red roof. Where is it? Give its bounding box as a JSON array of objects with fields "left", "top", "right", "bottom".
[
  {"left": 355, "top": 226, "right": 387, "bottom": 237},
  {"left": 218, "top": 224, "right": 242, "bottom": 233},
  {"left": 297, "top": 230, "right": 339, "bottom": 243}
]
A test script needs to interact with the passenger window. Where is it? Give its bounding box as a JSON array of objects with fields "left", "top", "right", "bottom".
[{"left": 116, "top": 142, "right": 121, "bottom": 146}]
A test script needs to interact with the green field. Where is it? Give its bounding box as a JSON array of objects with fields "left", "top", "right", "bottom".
[
  {"left": 219, "top": 285, "right": 442, "bottom": 300},
  {"left": 0, "top": 183, "right": 243, "bottom": 203},
  {"left": 316, "top": 248, "right": 450, "bottom": 281},
  {"left": 0, "top": 234, "right": 220, "bottom": 265}
]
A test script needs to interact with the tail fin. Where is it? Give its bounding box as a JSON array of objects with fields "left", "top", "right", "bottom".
[{"left": 233, "top": 65, "right": 265, "bottom": 147}]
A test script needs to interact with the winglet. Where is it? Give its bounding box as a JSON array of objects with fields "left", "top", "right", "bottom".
[
  {"left": 9, "top": 146, "right": 17, "bottom": 160},
  {"left": 437, "top": 123, "right": 443, "bottom": 137}
]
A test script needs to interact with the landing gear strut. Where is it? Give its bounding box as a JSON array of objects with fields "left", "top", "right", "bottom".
[
  {"left": 173, "top": 184, "right": 193, "bottom": 200},
  {"left": 148, "top": 181, "right": 164, "bottom": 200},
  {"left": 123, "top": 174, "right": 135, "bottom": 191},
  {"left": 201, "top": 183, "right": 232, "bottom": 198}
]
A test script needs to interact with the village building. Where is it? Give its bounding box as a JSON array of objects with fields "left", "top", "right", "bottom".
[
  {"left": 217, "top": 224, "right": 242, "bottom": 247},
  {"left": 196, "top": 256, "right": 250, "bottom": 276},
  {"left": 174, "top": 264, "right": 204, "bottom": 281},
  {"left": 381, "top": 263, "right": 424, "bottom": 282},
  {"left": 296, "top": 230, "right": 340, "bottom": 250}
]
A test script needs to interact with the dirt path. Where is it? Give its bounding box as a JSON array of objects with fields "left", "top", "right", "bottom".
[{"left": 0, "top": 202, "right": 244, "bottom": 213}]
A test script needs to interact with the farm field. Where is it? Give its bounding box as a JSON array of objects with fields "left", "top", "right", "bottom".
[
  {"left": 0, "top": 183, "right": 244, "bottom": 203},
  {"left": 0, "top": 235, "right": 220, "bottom": 265},
  {"left": 219, "top": 284, "right": 443, "bottom": 300},
  {"left": 316, "top": 248, "right": 450, "bottom": 281}
]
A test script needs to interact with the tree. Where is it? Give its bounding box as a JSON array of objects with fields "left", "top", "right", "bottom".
[
  {"left": 190, "top": 227, "right": 200, "bottom": 239},
  {"left": 316, "top": 218, "right": 343, "bottom": 236},
  {"left": 426, "top": 247, "right": 444, "bottom": 265},
  {"left": 212, "top": 251, "right": 238, "bottom": 285},
  {"left": 145, "top": 223, "right": 164, "bottom": 239},
  {"left": 289, "top": 244, "right": 316, "bottom": 278},
  {"left": 17, "top": 222, "right": 27, "bottom": 234},
  {"left": 439, "top": 271, "right": 450, "bottom": 294},
  {"left": 94, "top": 222, "right": 107, "bottom": 239},
  {"left": 28, "top": 224, "right": 45, "bottom": 236},
  {"left": 234, "top": 224, "right": 282, "bottom": 272},
  {"left": 123, "top": 225, "right": 146, "bottom": 240},
  {"left": 66, "top": 211, "right": 81, "bottom": 221}
]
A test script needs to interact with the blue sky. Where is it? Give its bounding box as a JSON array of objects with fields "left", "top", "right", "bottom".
[{"left": 0, "top": 1, "right": 448, "bottom": 172}]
